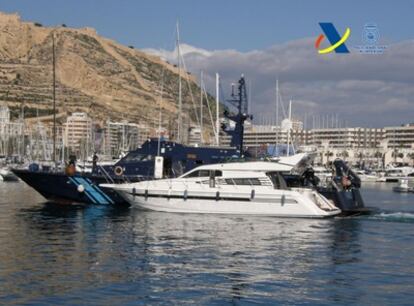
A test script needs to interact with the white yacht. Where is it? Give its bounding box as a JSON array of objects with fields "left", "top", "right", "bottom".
[
  {"left": 312, "top": 166, "right": 332, "bottom": 186},
  {"left": 355, "top": 170, "right": 378, "bottom": 182},
  {"left": 0, "top": 167, "right": 19, "bottom": 182},
  {"left": 377, "top": 166, "right": 414, "bottom": 182},
  {"left": 393, "top": 178, "right": 414, "bottom": 193},
  {"left": 102, "top": 161, "right": 341, "bottom": 218}
]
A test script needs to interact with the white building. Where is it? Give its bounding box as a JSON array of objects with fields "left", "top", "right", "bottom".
[
  {"left": 0, "top": 105, "right": 25, "bottom": 157},
  {"left": 0, "top": 105, "right": 10, "bottom": 124},
  {"left": 188, "top": 126, "right": 202, "bottom": 146},
  {"left": 219, "top": 124, "right": 310, "bottom": 150},
  {"left": 311, "top": 127, "right": 384, "bottom": 149},
  {"left": 384, "top": 124, "right": 414, "bottom": 149},
  {"left": 105, "top": 120, "right": 140, "bottom": 156},
  {"left": 381, "top": 124, "right": 414, "bottom": 165},
  {"left": 64, "top": 112, "right": 93, "bottom": 157}
]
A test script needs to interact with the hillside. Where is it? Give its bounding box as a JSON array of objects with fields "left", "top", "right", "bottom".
[{"left": 0, "top": 12, "right": 212, "bottom": 140}]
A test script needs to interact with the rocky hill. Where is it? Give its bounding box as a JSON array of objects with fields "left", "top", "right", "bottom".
[{"left": 0, "top": 12, "right": 212, "bottom": 140}]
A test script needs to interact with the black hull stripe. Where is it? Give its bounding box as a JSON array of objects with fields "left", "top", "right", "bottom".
[
  {"left": 127, "top": 192, "right": 298, "bottom": 204},
  {"left": 128, "top": 192, "right": 251, "bottom": 202}
]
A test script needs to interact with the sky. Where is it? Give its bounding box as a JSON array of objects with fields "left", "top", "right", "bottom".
[{"left": 1, "top": 0, "right": 413, "bottom": 127}]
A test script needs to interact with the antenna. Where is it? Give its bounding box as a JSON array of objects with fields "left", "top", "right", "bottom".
[{"left": 223, "top": 75, "right": 250, "bottom": 157}]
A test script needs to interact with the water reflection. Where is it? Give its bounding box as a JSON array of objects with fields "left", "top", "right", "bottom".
[
  {"left": 0, "top": 184, "right": 413, "bottom": 304},
  {"left": 0, "top": 201, "right": 132, "bottom": 304},
  {"left": 125, "top": 211, "right": 365, "bottom": 304}
]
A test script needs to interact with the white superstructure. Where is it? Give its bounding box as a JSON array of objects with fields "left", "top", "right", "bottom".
[
  {"left": 354, "top": 170, "right": 378, "bottom": 182},
  {"left": 377, "top": 166, "right": 414, "bottom": 182}
]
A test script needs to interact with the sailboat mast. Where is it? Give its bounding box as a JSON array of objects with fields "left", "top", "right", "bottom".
[
  {"left": 157, "top": 84, "right": 163, "bottom": 156},
  {"left": 215, "top": 73, "right": 220, "bottom": 146},
  {"left": 52, "top": 33, "right": 57, "bottom": 166},
  {"left": 275, "top": 79, "right": 279, "bottom": 148},
  {"left": 287, "top": 99, "right": 291, "bottom": 156},
  {"left": 176, "top": 22, "right": 182, "bottom": 143},
  {"left": 200, "top": 70, "right": 204, "bottom": 144}
]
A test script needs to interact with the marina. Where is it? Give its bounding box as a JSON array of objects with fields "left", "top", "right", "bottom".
[{"left": 0, "top": 2, "right": 413, "bottom": 304}]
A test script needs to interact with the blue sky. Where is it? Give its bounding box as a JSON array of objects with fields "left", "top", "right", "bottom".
[
  {"left": 0, "top": 0, "right": 412, "bottom": 51},
  {"left": 1, "top": 1, "right": 414, "bottom": 127}
]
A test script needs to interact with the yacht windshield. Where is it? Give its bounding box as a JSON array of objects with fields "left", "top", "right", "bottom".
[
  {"left": 123, "top": 153, "right": 153, "bottom": 162},
  {"left": 267, "top": 172, "right": 288, "bottom": 189}
]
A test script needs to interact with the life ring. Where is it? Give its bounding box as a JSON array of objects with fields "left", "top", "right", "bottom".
[{"left": 114, "top": 166, "right": 124, "bottom": 176}]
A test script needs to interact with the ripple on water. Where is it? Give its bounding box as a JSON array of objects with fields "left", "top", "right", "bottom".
[{"left": 0, "top": 183, "right": 414, "bottom": 304}]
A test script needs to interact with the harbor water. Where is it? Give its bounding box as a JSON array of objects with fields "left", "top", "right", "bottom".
[{"left": 0, "top": 182, "right": 414, "bottom": 305}]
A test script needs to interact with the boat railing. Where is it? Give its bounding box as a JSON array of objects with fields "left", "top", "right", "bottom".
[
  {"left": 330, "top": 178, "right": 341, "bottom": 191},
  {"left": 312, "top": 192, "right": 337, "bottom": 211},
  {"left": 247, "top": 178, "right": 254, "bottom": 188},
  {"left": 122, "top": 173, "right": 132, "bottom": 184},
  {"left": 231, "top": 178, "right": 239, "bottom": 189},
  {"left": 98, "top": 165, "right": 115, "bottom": 184}
]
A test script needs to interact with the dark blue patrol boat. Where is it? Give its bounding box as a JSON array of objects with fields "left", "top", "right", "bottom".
[
  {"left": 13, "top": 140, "right": 242, "bottom": 205},
  {"left": 13, "top": 76, "right": 252, "bottom": 205}
]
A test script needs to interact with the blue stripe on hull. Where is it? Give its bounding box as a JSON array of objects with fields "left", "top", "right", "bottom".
[
  {"left": 68, "top": 177, "right": 97, "bottom": 204},
  {"left": 85, "top": 178, "right": 114, "bottom": 204},
  {"left": 73, "top": 177, "right": 110, "bottom": 205}
]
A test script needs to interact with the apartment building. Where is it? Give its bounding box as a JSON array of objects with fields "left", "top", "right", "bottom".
[
  {"left": 105, "top": 120, "right": 140, "bottom": 155},
  {"left": 384, "top": 124, "right": 414, "bottom": 149},
  {"left": 311, "top": 128, "right": 384, "bottom": 149},
  {"left": 64, "top": 112, "right": 93, "bottom": 155}
]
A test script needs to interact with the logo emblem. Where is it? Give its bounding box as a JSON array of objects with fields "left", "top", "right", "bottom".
[
  {"left": 355, "top": 22, "right": 386, "bottom": 54},
  {"left": 315, "top": 23, "right": 351, "bottom": 54},
  {"left": 362, "top": 23, "right": 379, "bottom": 45}
]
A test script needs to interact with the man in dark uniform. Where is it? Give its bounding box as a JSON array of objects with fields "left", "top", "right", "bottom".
[{"left": 92, "top": 152, "right": 98, "bottom": 173}]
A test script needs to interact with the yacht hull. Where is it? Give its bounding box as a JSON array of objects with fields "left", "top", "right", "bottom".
[
  {"left": 114, "top": 189, "right": 340, "bottom": 218},
  {"left": 12, "top": 169, "right": 129, "bottom": 205}
]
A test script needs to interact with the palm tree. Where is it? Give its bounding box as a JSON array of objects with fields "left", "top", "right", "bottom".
[
  {"left": 408, "top": 153, "right": 414, "bottom": 166},
  {"left": 392, "top": 150, "right": 404, "bottom": 161},
  {"left": 325, "top": 151, "right": 334, "bottom": 165},
  {"left": 374, "top": 151, "right": 382, "bottom": 159}
]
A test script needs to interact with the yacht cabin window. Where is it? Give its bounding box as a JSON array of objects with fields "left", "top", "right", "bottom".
[
  {"left": 224, "top": 178, "right": 262, "bottom": 185},
  {"left": 184, "top": 170, "right": 222, "bottom": 178}
]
